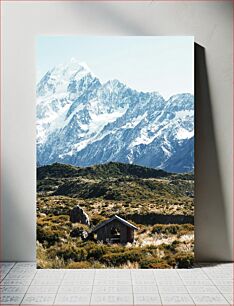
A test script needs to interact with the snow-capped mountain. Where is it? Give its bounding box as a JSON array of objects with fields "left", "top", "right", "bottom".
[{"left": 37, "top": 59, "right": 194, "bottom": 173}]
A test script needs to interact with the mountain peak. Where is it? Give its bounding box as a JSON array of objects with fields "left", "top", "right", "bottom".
[
  {"left": 37, "top": 59, "right": 95, "bottom": 97},
  {"left": 65, "top": 59, "right": 92, "bottom": 75},
  {"left": 103, "top": 79, "right": 126, "bottom": 91},
  {"left": 37, "top": 61, "right": 194, "bottom": 173}
]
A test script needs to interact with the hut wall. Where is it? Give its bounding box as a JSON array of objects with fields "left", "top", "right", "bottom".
[{"left": 96, "top": 219, "right": 133, "bottom": 244}]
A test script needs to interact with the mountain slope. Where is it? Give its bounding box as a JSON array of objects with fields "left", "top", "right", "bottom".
[{"left": 37, "top": 59, "right": 194, "bottom": 173}]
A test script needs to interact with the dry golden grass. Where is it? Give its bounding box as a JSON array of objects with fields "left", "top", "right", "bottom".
[
  {"left": 36, "top": 219, "right": 194, "bottom": 269},
  {"left": 36, "top": 163, "right": 194, "bottom": 269}
]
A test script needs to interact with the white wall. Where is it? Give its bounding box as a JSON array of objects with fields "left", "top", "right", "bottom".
[{"left": 1, "top": 1, "right": 233, "bottom": 261}]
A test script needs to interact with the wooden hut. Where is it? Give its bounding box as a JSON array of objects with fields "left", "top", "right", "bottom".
[{"left": 91, "top": 215, "right": 138, "bottom": 244}]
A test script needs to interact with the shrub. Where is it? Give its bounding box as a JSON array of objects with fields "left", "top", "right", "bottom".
[
  {"left": 152, "top": 224, "right": 180, "bottom": 235},
  {"left": 104, "top": 190, "right": 122, "bottom": 200},
  {"left": 36, "top": 242, "right": 66, "bottom": 269},
  {"left": 37, "top": 226, "right": 60, "bottom": 245},
  {"left": 139, "top": 256, "right": 165, "bottom": 269},
  {"left": 91, "top": 214, "right": 108, "bottom": 226},
  {"left": 70, "top": 223, "right": 89, "bottom": 239},
  {"left": 56, "top": 245, "right": 87, "bottom": 262},
  {"left": 177, "top": 224, "right": 194, "bottom": 237},
  {"left": 70, "top": 228, "right": 88, "bottom": 239},
  {"left": 101, "top": 249, "right": 142, "bottom": 266},
  {"left": 66, "top": 261, "right": 92, "bottom": 269},
  {"left": 174, "top": 252, "right": 194, "bottom": 268},
  {"left": 92, "top": 262, "right": 106, "bottom": 269},
  {"left": 87, "top": 245, "right": 108, "bottom": 260},
  {"left": 162, "top": 254, "right": 176, "bottom": 267},
  {"left": 152, "top": 224, "right": 194, "bottom": 236},
  {"left": 163, "top": 240, "right": 179, "bottom": 253},
  {"left": 150, "top": 262, "right": 171, "bottom": 269}
]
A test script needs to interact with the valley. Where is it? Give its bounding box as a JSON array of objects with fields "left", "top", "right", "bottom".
[{"left": 37, "top": 162, "right": 194, "bottom": 269}]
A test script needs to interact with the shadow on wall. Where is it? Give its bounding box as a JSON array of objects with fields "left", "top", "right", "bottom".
[
  {"left": 66, "top": 2, "right": 153, "bottom": 35},
  {"left": 195, "top": 43, "right": 231, "bottom": 262},
  {"left": 2, "top": 163, "right": 36, "bottom": 261}
]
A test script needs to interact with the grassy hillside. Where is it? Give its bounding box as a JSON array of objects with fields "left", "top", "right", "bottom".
[
  {"left": 37, "top": 161, "right": 194, "bottom": 180},
  {"left": 37, "top": 162, "right": 194, "bottom": 216},
  {"left": 37, "top": 162, "right": 194, "bottom": 269}
]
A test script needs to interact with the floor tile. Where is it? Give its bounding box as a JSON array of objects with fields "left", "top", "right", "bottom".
[
  {"left": 212, "top": 279, "right": 233, "bottom": 285},
  {"left": 96, "top": 269, "right": 130, "bottom": 275},
  {"left": 134, "top": 293, "right": 161, "bottom": 305},
  {"left": 54, "top": 294, "right": 91, "bottom": 305},
  {"left": 7, "top": 266, "right": 35, "bottom": 272},
  {"left": 208, "top": 273, "right": 233, "bottom": 278},
  {"left": 0, "top": 279, "right": 32, "bottom": 286},
  {"left": 186, "top": 285, "right": 219, "bottom": 293},
  {"left": 0, "top": 285, "right": 28, "bottom": 294},
  {"left": 95, "top": 275, "right": 132, "bottom": 281},
  {"left": 65, "top": 269, "right": 96, "bottom": 274},
  {"left": 0, "top": 262, "right": 15, "bottom": 269},
  {"left": 92, "top": 285, "right": 132, "bottom": 294},
  {"left": 160, "top": 294, "right": 194, "bottom": 305},
  {"left": 95, "top": 272, "right": 130, "bottom": 279},
  {"left": 63, "top": 276, "right": 93, "bottom": 282},
  {"left": 58, "top": 285, "right": 92, "bottom": 294},
  {"left": 156, "top": 279, "right": 184, "bottom": 285},
  {"left": 31, "top": 278, "right": 61, "bottom": 286},
  {"left": 217, "top": 285, "right": 233, "bottom": 293},
  {"left": 91, "top": 294, "right": 133, "bottom": 305},
  {"left": 154, "top": 274, "right": 180, "bottom": 279},
  {"left": 34, "top": 274, "right": 64, "bottom": 280},
  {"left": 0, "top": 261, "right": 233, "bottom": 305},
  {"left": 132, "top": 271, "right": 154, "bottom": 277},
  {"left": 63, "top": 272, "right": 93, "bottom": 279},
  {"left": 132, "top": 274, "right": 155, "bottom": 279},
  {"left": 132, "top": 278, "right": 156, "bottom": 285},
  {"left": 0, "top": 272, "right": 9, "bottom": 280},
  {"left": 62, "top": 278, "right": 93, "bottom": 285},
  {"left": 158, "top": 285, "right": 187, "bottom": 294},
  {"left": 222, "top": 293, "right": 233, "bottom": 304},
  {"left": 4, "top": 273, "right": 35, "bottom": 280},
  {"left": 0, "top": 267, "right": 13, "bottom": 274},
  {"left": 181, "top": 279, "right": 213, "bottom": 286},
  {"left": 27, "top": 285, "right": 59, "bottom": 294},
  {"left": 93, "top": 278, "right": 132, "bottom": 285},
  {"left": 132, "top": 277, "right": 155, "bottom": 283},
  {"left": 179, "top": 275, "right": 209, "bottom": 281},
  {"left": 133, "top": 285, "right": 158, "bottom": 294},
  {"left": 36, "top": 268, "right": 65, "bottom": 273},
  {"left": 0, "top": 294, "right": 24, "bottom": 305},
  {"left": 14, "top": 262, "right": 36, "bottom": 268},
  {"left": 21, "top": 293, "right": 56, "bottom": 305},
  {"left": 190, "top": 293, "right": 229, "bottom": 305}
]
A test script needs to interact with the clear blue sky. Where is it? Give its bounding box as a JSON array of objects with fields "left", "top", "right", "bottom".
[{"left": 36, "top": 36, "right": 194, "bottom": 100}]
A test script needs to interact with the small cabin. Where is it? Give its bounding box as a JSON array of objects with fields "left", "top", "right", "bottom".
[{"left": 92, "top": 215, "right": 138, "bottom": 244}]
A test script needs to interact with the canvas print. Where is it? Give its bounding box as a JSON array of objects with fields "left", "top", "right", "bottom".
[{"left": 36, "top": 36, "right": 194, "bottom": 269}]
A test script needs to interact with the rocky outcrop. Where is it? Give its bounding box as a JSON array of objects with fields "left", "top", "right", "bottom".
[{"left": 70, "top": 205, "right": 90, "bottom": 226}]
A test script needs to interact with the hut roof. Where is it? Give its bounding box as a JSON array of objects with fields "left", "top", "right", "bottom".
[{"left": 92, "top": 215, "right": 138, "bottom": 233}]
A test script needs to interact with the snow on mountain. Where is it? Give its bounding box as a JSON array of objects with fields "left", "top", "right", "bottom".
[{"left": 36, "top": 59, "right": 194, "bottom": 173}]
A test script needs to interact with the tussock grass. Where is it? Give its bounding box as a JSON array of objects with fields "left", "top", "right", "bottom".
[{"left": 37, "top": 162, "right": 194, "bottom": 269}]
